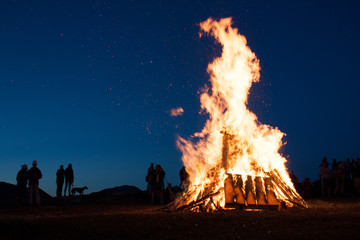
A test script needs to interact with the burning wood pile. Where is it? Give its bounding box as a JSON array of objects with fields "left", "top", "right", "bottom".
[{"left": 169, "top": 17, "right": 307, "bottom": 212}]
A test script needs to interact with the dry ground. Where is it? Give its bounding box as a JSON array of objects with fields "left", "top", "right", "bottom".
[{"left": 1, "top": 197, "right": 360, "bottom": 240}]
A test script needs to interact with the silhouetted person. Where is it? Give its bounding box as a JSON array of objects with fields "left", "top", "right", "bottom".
[
  {"left": 351, "top": 161, "right": 360, "bottom": 193},
  {"left": 321, "top": 157, "right": 329, "bottom": 167},
  {"left": 301, "top": 177, "right": 312, "bottom": 199},
  {"left": 16, "top": 164, "right": 28, "bottom": 204},
  {"left": 64, "top": 164, "right": 74, "bottom": 196},
  {"left": 146, "top": 163, "right": 155, "bottom": 194},
  {"left": 56, "top": 165, "right": 65, "bottom": 197},
  {"left": 160, "top": 165, "right": 166, "bottom": 191},
  {"left": 331, "top": 159, "right": 338, "bottom": 171},
  {"left": 151, "top": 164, "right": 165, "bottom": 204},
  {"left": 344, "top": 158, "right": 352, "bottom": 179},
  {"left": 344, "top": 158, "right": 352, "bottom": 192},
  {"left": 179, "top": 165, "right": 189, "bottom": 190},
  {"left": 27, "top": 160, "right": 42, "bottom": 205},
  {"left": 333, "top": 161, "right": 345, "bottom": 196},
  {"left": 319, "top": 160, "right": 332, "bottom": 198},
  {"left": 167, "top": 183, "right": 175, "bottom": 201},
  {"left": 289, "top": 170, "right": 300, "bottom": 193}
]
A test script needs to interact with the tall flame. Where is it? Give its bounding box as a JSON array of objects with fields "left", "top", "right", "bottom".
[{"left": 175, "top": 17, "right": 305, "bottom": 210}]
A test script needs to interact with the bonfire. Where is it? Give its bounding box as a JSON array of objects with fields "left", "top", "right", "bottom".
[{"left": 170, "top": 17, "right": 307, "bottom": 211}]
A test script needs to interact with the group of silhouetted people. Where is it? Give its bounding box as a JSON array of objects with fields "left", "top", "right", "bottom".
[
  {"left": 56, "top": 164, "right": 74, "bottom": 197},
  {"left": 289, "top": 171, "right": 314, "bottom": 199},
  {"left": 145, "top": 164, "right": 190, "bottom": 204},
  {"left": 319, "top": 157, "right": 360, "bottom": 198},
  {"left": 16, "top": 160, "right": 42, "bottom": 205},
  {"left": 16, "top": 161, "right": 75, "bottom": 205},
  {"left": 290, "top": 157, "right": 360, "bottom": 199},
  {"left": 146, "top": 163, "right": 166, "bottom": 204}
]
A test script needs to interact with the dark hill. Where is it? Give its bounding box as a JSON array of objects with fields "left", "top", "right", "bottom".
[
  {"left": 0, "top": 181, "right": 52, "bottom": 203},
  {"left": 91, "top": 185, "right": 142, "bottom": 195}
]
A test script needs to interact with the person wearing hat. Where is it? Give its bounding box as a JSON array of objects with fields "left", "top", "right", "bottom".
[
  {"left": 27, "top": 160, "right": 42, "bottom": 205},
  {"left": 16, "top": 164, "right": 28, "bottom": 204}
]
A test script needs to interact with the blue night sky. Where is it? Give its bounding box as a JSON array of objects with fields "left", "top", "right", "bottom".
[{"left": 1, "top": 0, "right": 359, "bottom": 196}]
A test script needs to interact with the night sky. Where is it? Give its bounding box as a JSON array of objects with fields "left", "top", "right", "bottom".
[{"left": 1, "top": 0, "right": 360, "bottom": 196}]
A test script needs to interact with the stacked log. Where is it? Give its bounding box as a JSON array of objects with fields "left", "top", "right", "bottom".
[
  {"left": 165, "top": 130, "right": 307, "bottom": 212},
  {"left": 224, "top": 174, "right": 280, "bottom": 208},
  {"left": 268, "top": 169, "right": 307, "bottom": 208}
]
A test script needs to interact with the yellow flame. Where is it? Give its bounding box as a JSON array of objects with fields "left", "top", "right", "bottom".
[{"left": 176, "top": 17, "right": 304, "bottom": 210}]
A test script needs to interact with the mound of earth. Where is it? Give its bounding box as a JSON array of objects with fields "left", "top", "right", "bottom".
[
  {"left": 0, "top": 181, "right": 52, "bottom": 203},
  {"left": 91, "top": 185, "right": 142, "bottom": 195}
]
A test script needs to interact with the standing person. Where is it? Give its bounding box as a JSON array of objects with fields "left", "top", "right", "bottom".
[
  {"left": 333, "top": 161, "right": 345, "bottom": 196},
  {"left": 16, "top": 164, "right": 28, "bottom": 204},
  {"left": 319, "top": 160, "right": 332, "bottom": 198},
  {"left": 151, "top": 164, "right": 165, "bottom": 204},
  {"left": 351, "top": 161, "right": 360, "bottom": 194},
  {"left": 64, "top": 164, "right": 74, "bottom": 196},
  {"left": 179, "top": 165, "right": 189, "bottom": 191},
  {"left": 331, "top": 159, "right": 338, "bottom": 171},
  {"left": 301, "top": 177, "right": 313, "bottom": 199},
  {"left": 167, "top": 183, "right": 175, "bottom": 201},
  {"left": 56, "top": 165, "right": 65, "bottom": 197},
  {"left": 289, "top": 170, "right": 300, "bottom": 193},
  {"left": 159, "top": 165, "right": 166, "bottom": 191},
  {"left": 27, "top": 160, "right": 42, "bottom": 205},
  {"left": 146, "top": 163, "right": 155, "bottom": 194}
]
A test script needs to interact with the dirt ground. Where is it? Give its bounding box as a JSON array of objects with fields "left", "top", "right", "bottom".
[{"left": 1, "top": 196, "right": 360, "bottom": 240}]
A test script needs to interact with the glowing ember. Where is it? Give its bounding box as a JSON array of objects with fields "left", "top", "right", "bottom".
[{"left": 172, "top": 17, "right": 307, "bottom": 211}]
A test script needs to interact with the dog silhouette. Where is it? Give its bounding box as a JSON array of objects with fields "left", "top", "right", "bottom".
[{"left": 71, "top": 186, "right": 88, "bottom": 196}]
